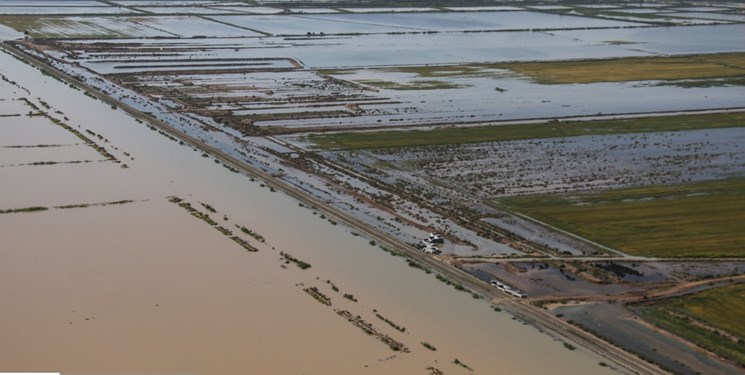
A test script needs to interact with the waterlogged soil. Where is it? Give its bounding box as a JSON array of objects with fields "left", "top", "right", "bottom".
[
  {"left": 553, "top": 302, "right": 743, "bottom": 375},
  {"left": 466, "top": 263, "right": 641, "bottom": 299},
  {"left": 483, "top": 216, "right": 597, "bottom": 256},
  {"left": 342, "top": 127, "right": 745, "bottom": 198},
  {"left": 0, "top": 48, "right": 616, "bottom": 374}
]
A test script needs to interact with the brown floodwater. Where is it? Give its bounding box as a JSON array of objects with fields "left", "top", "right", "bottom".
[{"left": 0, "top": 50, "right": 617, "bottom": 374}]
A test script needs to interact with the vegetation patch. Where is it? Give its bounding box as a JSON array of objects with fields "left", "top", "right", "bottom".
[
  {"left": 54, "top": 199, "right": 135, "bottom": 210},
  {"left": 421, "top": 341, "right": 437, "bottom": 351},
  {"left": 308, "top": 112, "right": 745, "bottom": 150},
  {"left": 498, "top": 178, "right": 745, "bottom": 257},
  {"left": 336, "top": 309, "right": 409, "bottom": 352},
  {"left": 237, "top": 225, "right": 266, "bottom": 243},
  {"left": 375, "top": 313, "right": 406, "bottom": 332},
  {"left": 303, "top": 286, "right": 332, "bottom": 306},
  {"left": 0, "top": 206, "right": 48, "bottom": 214},
  {"left": 498, "top": 53, "right": 745, "bottom": 84},
  {"left": 453, "top": 358, "right": 473, "bottom": 371},
  {"left": 636, "top": 283, "right": 745, "bottom": 367},
  {"left": 230, "top": 236, "right": 259, "bottom": 252},
  {"left": 281, "top": 251, "right": 311, "bottom": 270},
  {"left": 652, "top": 76, "right": 745, "bottom": 88}
]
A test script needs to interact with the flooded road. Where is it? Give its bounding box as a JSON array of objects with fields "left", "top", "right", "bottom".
[{"left": 0, "top": 49, "right": 619, "bottom": 374}]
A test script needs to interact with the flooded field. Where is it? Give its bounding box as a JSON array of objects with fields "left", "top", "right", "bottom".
[
  {"left": 0, "top": 40, "right": 616, "bottom": 374},
  {"left": 321, "top": 125, "right": 745, "bottom": 197},
  {"left": 554, "top": 302, "right": 743, "bottom": 375},
  {"left": 2, "top": 1, "right": 744, "bottom": 373},
  {"left": 24, "top": 30, "right": 744, "bottom": 134}
]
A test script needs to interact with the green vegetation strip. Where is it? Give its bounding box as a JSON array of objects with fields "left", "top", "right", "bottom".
[
  {"left": 309, "top": 112, "right": 745, "bottom": 150},
  {"left": 498, "top": 178, "right": 745, "bottom": 258},
  {"left": 637, "top": 283, "right": 745, "bottom": 366},
  {"left": 55, "top": 199, "right": 134, "bottom": 209},
  {"left": 281, "top": 251, "right": 311, "bottom": 270},
  {"left": 0, "top": 206, "right": 48, "bottom": 214},
  {"left": 323, "top": 53, "right": 745, "bottom": 85},
  {"left": 498, "top": 52, "right": 745, "bottom": 84},
  {"left": 375, "top": 313, "right": 406, "bottom": 332}
]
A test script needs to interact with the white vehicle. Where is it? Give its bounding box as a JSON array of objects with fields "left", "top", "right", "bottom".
[
  {"left": 423, "top": 244, "right": 440, "bottom": 254},
  {"left": 510, "top": 290, "right": 527, "bottom": 298},
  {"left": 490, "top": 280, "right": 526, "bottom": 298},
  {"left": 490, "top": 280, "right": 506, "bottom": 289}
]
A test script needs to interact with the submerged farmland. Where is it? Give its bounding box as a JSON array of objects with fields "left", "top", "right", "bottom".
[{"left": 1, "top": 1, "right": 745, "bottom": 374}]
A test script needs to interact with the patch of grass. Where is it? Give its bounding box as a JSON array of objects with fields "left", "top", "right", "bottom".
[
  {"left": 498, "top": 178, "right": 745, "bottom": 257},
  {"left": 653, "top": 75, "right": 745, "bottom": 88},
  {"left": 308, "top": 112, "right": 745, "bottom": 150},
  {"left": 498, "top": 52, "right": 745, "bottom": 84},
  {"left": 637, "top": 283, "right": 745, "bottom": 366}
]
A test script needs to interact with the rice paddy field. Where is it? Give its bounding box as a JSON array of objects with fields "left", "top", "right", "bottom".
[
  {"left": 498, "top": 178, "right": 745, "bottom": 258},
  {"left": 499, "top": 53, "right": 745, "bottom": 84}
]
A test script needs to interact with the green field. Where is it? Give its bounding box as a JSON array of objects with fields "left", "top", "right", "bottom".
[
  {"left": 637, "top": 283, "right": 745, "bottom": 366},
  {"left": 499, "top": 53, "right": 745, "bottom": 84},
  {"left": 497, "top": 178, "right": 745, "bottom": 258},
  {"left": 323, "top": 53, "right": 745, "bottom": 84},
  {"left": 308, "top": 112, "right": 745, "bottom": 150}
]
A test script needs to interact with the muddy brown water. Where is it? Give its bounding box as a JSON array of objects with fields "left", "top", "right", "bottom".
[{"left": 0, "top": 50, "right": 617, "bottom": 374}]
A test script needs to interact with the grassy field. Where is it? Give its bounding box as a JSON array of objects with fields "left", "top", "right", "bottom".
[
  {"left": 637, "top": 283, "right": 745, "bottom": 366},
  {"left": 323, "top": 53, "right": 745, "bottom": 84},
  {"left": 308, "top": 111, "right": 745, "bottom": 150},
  {"left": 498, "top": 52, "right": 745, "bottom": 84},
  {"left": 498, "top": 178, "right": 745, "bottom": 258}
]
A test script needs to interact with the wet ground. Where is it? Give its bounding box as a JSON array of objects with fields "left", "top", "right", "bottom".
[{"left": 553, "top": 302, "right": 743, "bottom": 375}]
